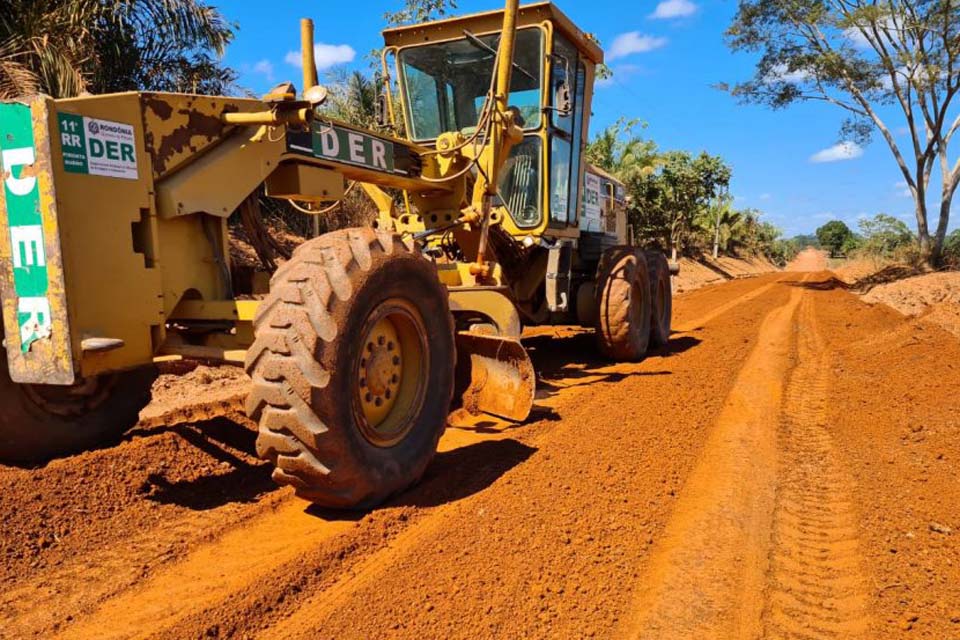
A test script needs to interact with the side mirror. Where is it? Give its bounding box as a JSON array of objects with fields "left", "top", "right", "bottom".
[
  {"left": 375, "top": 92, "right": 389, "bottom": 128},
  {"left": 554, "top": 81, "right": 572, "bottom": 117}
]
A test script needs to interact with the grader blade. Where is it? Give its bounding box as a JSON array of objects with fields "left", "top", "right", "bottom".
[{"left": 455, "top": 333, "right": 535, "bottom": 422}]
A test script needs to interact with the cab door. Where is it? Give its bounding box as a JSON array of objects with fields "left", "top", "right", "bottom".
[{"left": 548, "top": 34, "right": 587, "bottom": 229}]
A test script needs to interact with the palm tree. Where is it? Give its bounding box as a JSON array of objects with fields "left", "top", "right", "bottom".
[
  {"left": 699, "top": 193, "right": 742, "bottom": 259},
  {"left": 0, "top": 0, "right": 235, "bottom": 100}
]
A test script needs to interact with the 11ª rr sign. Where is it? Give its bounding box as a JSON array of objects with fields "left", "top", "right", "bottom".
[{"left": 58, "top": 114, "right": 139, "bottom": 180}]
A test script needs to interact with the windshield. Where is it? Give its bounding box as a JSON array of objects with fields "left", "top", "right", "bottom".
[{"left": 398, "top": 28, "right": 543, "bottom": 142}]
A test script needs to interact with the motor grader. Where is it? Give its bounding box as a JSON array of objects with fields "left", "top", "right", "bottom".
[{"left": 0, "top": 0, "right": 672, "bottom": 507}]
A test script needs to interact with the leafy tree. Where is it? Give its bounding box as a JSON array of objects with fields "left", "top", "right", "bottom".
[
  {"left": 585, "top": 119, "right": 658, "bottom": 182},
  {"left": 858, "top": 213, "right": 916, "bottom": 257},
  {"left": 628, "top": 151, "right": 732, "bottom": 259},
  {"left": 385, "top": 0, "right": 458, "bottom": 25},
  {"left": 323, "top": 70, "right": 379, "bottom": 129},
  {"left": 0, "top": 0, "right": 235, "bottom": 99},
  {"left": 696, "top": 192, "right": 743, "bottom": 258},
  {"left": 724, "top": 0, "right": 960, "bottom": 267},
  {"left": 816, "top": 220, "right": 855, "bottom": 257}
]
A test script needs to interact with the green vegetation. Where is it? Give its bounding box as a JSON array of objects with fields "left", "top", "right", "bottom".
[
  {"left": 945, "top": 230, "right": 960, "bottom": 268},
  {"left": 0, "top": 1, "right": 235, "bottom": 99},
  {"left": 815, "top": 214, "right": 933, "bottom": 266},
  {"left": 858, "top": 214, "right": 915, "bottom": 260},
  {"left": 816, "top": 221, "right": 856, "bottom": 258},
  {"left": 724, "top": 0, "right": 960, "bottom": 268},
  {"left": 586, "top": 121, "right": 797, "bottom": 266}
]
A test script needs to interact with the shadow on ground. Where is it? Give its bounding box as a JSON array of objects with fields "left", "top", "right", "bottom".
[{"left": 136, "top": 417, "right": 275, "bottom": 511}]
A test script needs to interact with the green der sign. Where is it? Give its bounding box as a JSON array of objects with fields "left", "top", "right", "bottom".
[
  {"left": 0, "top": 102, "right": 53, "bottom": 352},
  {"left": 58, "top": 112, "right": 138, "bottom": 180},
  {"left": 311, "top": 124, "right": 395, "bottom": 173}
]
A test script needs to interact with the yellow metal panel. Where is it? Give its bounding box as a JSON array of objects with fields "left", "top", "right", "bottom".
[
  {"left": 155, "top": 125, "right": 285, "bottom": 219},
  {"left": 170, "top": 299, "right": 259, "bottom": 322},
  {"left": 137, "top": 93, "right": 268, "bottom": 179},
  {"left": 448, "top": 288, "right": 521, "bottom": 338},
  {"left": 382, "top": 2, "right": 604, "bottom": 63},
  {"left": 47, "top": 93, "right": 164, "bottom": 377},
  {"left": 265, "top": 163, "right": 345, "bottom": 203}
]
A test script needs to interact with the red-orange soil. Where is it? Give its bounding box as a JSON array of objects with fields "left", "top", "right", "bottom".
[{"left": 1, "top": 264, "right": 958, "bottom": 639}]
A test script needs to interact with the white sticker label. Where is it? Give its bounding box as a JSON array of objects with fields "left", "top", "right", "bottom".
[{"left": 59, "top": 113, "right": 139, "bottom": 180}]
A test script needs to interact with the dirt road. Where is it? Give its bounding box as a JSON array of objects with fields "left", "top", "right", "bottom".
[{"left": 2, "top": 255, "right": 959, "bottom": 639}]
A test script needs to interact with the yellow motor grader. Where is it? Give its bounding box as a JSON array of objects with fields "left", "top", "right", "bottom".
[{"left": 0, "top": 1, "right": 673, "bottom": 507}]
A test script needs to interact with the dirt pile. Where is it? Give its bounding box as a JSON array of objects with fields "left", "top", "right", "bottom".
[
  {"left": 860, "top": 271, "right": 960, "bottom": 338},
  {"left": 674, "top": 254, "right": 779, "bottom": 293}
]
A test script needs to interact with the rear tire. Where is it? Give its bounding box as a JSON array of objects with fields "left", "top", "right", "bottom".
[
  {"left": 245, "top": 228, "right": 456, "bottom": 508},
  {"left": 0, "top": 349, "right": 156, "bottom": 463},
  {"left": 645, "top": 251, "right": 673, "bottom": 347},
  {"left": 595, "top": 247, "right": 652, "bottom": 361}
]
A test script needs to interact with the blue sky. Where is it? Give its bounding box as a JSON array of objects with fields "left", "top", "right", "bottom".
[{"left": 220, "top": 0, "right": 957, "bottom": 237}]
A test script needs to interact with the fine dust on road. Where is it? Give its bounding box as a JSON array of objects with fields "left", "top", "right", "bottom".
[{"left": 2, "top": 252, "right": 959, "bottom": 639}]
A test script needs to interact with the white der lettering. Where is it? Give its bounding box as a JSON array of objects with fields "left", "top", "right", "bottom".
[
  {"left": 348, "top": 133, "right": 365, "bottom": 164},
  {"left": 18, "top": 297, "right": 52, "bottom": 343},
  {"left": 371, "top": 140, "right": 388, "bottom": 170},
  {"left": 10, "top": 225, "right": 45, "bottom": 268},
  {"left": 320, "top": 130, "right": 339, "bottom": 157},
  {"left": 1, "top": 147, "right": 37, "bottom": 196}
]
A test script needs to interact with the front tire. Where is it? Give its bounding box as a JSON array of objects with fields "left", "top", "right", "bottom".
[
  {"left": 595, "top": 247, "right": 652, "bottom": 361},
  {"left": 245, "top": 228, "right": 456, "bottom": 508}
]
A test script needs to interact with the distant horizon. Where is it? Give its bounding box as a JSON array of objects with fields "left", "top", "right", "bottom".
[{"left": 222, "top": 0, "right": 958, "bottom": 238}]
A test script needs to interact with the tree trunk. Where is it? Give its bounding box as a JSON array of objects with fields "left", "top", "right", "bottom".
[
  {"left": 713, "top": 215, "right": 720, "bottom": 260},
  {"left": 914, "top": 196, "right": 933, "bottom": 268},
  {"left": 932, "top": 179, "right": 957, "bottom": 269},
  {"left": 931, "top": 196, "right": 952, "bottom": 268}
]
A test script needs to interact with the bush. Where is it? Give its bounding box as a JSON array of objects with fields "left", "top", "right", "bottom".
[{"left": 944, "top": 230, "right": 960, "bottom": 268}]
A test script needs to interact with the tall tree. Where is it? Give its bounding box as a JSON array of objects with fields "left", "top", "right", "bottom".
[
  {"left": 0, "top": 0, "right": 235, "bottom": 99},
  {"left": 724, "top": 0, "right": 960, "bottom": 267},
  {"left": 816, "top": 219, "right": 856, "bottom": 257},
  {"left": 585, "top": 119, "right": 658, "bottom": 181},
  {"left": 629, "top": 151, "right": 732, "bottom": 259},
  {"left": 384, "top": 0, "right": 459, "bottom": 26}
]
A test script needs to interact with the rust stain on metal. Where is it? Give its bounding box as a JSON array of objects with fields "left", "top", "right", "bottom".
[
  {"left": 153, "top": 109, "right": 224, "bottom": 175},
  {"left": 144, "top": 96, "right": 174, "bottom": 120}
]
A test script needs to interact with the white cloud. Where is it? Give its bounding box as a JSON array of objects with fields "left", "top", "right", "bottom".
[
  {"left": 895, "top": 181, "right": 912, "bottom": 198},
  {"left": 252, "top": 59, "right": 275, "bottom": 82},
  {"left": 285, "top": 43, "right": 356, "bottom": 70},
  {"left": 843, "top": 28, "right": 872, "bottom": 50},
  {"left": 764, "top": 63, "right": 813, "bottom": 84},
  {"left": 759, "top": 193, "right": 772, "bottom": 201},
  {"left": 607, "top": 32, "right": 668, "bottom": 60},
  {"left": 650, "top": 0, "right": 697, "bottom": 19},
  {"left": 810, "top": 141, "right": 863, "bottom": 163}
]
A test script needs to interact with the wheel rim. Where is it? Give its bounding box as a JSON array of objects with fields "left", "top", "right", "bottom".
[{"left": 354, "top": 300, "right": 428, "bottom": 448}]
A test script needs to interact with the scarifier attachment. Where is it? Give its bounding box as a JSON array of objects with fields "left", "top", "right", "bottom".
[{"left": 455, "top": 332, "right": 535, "bottom": 422}]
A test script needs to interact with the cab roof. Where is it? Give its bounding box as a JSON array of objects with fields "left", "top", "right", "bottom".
[{"left": 382, "top": 2, "right": 604, "bottom": 64}]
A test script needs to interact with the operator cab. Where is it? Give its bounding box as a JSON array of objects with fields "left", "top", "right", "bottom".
[{"left": 382, "top": 2, "right": 610, "bottom": 239}]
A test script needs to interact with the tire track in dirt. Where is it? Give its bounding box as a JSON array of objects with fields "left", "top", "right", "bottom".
[
  {"left": 623, "top": 274, "right": 871, "bottom": 640},
  {"left": 763, "top": 294, "right": 869, "bottom": 639},
  {"left": 2, "top": 274, "right": 792, "bottom": 639},
  {"left": 622, "top": 284, "right": 804, "bottom": 639},
  {"left": 672, "top": 276, "right": 784, "bottom": 334}
]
